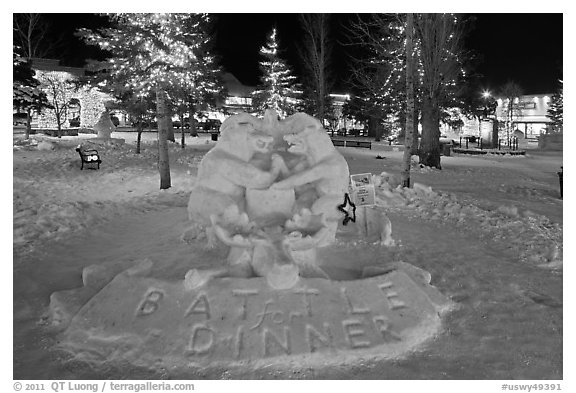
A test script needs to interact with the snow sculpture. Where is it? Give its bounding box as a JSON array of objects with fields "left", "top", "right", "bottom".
[
  {"left": 271, "top": 124, "right": 350, "bottom": 244},
  {"left": 185, "top": 110, "right": 352, "bottom": 288},
  {"left": 186, "top": 112, "right": 288, "bottom": 228},
  {"left": 93, "top": 111, "right": 116, "bottom": 139}
]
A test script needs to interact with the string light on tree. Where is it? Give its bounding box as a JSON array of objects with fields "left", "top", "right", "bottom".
[
  {"left": 251, "top": 28, "right": 301, "bottom": 118},
  {"left": 78, "top": 13, "right": 219, "bottom": 190}
]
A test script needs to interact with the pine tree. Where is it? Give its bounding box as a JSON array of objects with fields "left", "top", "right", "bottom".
[
  {"left": 252, "top": 28, "right": 301, "bottom": 118},
  {"left": 348, "top": 14, "right": 414, "bottom": 142},
  {"left": 167, "top": 41, "right": 227, "bottom": 148},
  {"left": 546, "top": 83, "right": 563, "bottom": 132},
  {"left": 79, "top": 13, "right": 211, "bottom": 189},
  {"left": 13, "top": 50, "right": 50, "bottom": 139},
  {"left": 415, "top": 14, "right": 466, "bottom": 169}
]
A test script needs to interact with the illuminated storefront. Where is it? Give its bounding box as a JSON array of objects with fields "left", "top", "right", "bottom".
[
  {"left": 29, "top": 58, "right": 113, "bottom": 129},
  {"left": 495, "top": 94, "right": 553, "bottom": 139}
]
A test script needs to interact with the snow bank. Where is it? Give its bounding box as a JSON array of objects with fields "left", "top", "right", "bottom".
[
  {"left": 372, "top": 172, "right": 563, "bottom": 269},
  {"left": 13, "top": 138, "right": 202, "bottom": 256}
]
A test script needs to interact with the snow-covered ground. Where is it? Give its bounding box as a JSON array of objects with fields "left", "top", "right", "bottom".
[{"left": 12, "top": 130, "right": 564, "bottom": 380}]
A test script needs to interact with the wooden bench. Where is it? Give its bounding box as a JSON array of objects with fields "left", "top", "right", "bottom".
[
  {"left": 331, "top": 139, "right": 372, "bottom": 149},
  {"left": 345, "top": 140, "right": 372, "bottom": 149},
  {"left": 75, "top": 146, "right": 102, "bottom": 170}
]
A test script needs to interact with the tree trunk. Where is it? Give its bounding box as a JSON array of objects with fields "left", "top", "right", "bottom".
[
  {"left": 167, "top": 116, "right": 175, "bottom": 143},
  {"left": 318, "top": 70, "right": 325, "bottom": 124},
  {"left": 368, "top": 116, "right": 383, "bottom": 141},
  {"left": 411, "top": 106, "right": 420, "bottom": 155},
  {"left": 189, "top": 106, "right": 198, "bottom": 137},
  {"left": 190, "top": 117, "right": 198, "bottom": 137},
  {"left": 318, "top": 15, "right": 326, "bottom": 123},
  {"left": 401, "top": 13, "right": 415, "bottom": 188},
  {"left": 136, "top": 117, "right": 143, "bottom": 154},
  {"left": 492, "top": 119, "right": 499, "bottom": 149},
  {"left": 374, "top": 121, "right": 382, "bottom": 142},
  {"left": 156, "top": 87, "right": 171, "bottom": 190},
  {"left": 507, "top": 107, "right": 513, "bottom": 141},
  {"left": 180, "top": 112, "right": 185, "bottom": 149},
  {"left": 55, "top": 110, "right": 62, "bottom": 137},
  {"left": 25, "top": 109, "right": 32, "bottom": 140},
  {"left": 419, "top": 96, "right": 442, "bottom": 169}
]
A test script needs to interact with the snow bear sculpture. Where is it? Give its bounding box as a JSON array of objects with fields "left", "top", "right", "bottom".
[
  {"left": 271, "top": 124, "right": 350, "bottom": 245},
  {"left": 186, "top": 113, "right": 287, "bottom": 227},
  {"left": 185, "top": 110, "right": 351, "bottom": 288}
]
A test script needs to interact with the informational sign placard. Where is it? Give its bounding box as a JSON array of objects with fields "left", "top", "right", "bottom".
[{"left": 350, "top": 173, "right": 376, "bottom": 206}]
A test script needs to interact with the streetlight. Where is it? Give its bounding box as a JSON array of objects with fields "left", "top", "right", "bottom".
[
  {"left": 481, "top": 90, "right": 492, "bottom": 119},
  {"left": 477, "top": 90, "right": 492, "bottom": 146}
]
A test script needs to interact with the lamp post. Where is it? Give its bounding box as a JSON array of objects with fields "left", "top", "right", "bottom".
[{"left": 479, "top": 90, "right": 491, "bottom": 141}]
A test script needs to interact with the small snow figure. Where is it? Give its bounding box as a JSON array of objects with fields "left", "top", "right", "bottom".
[{"left": 93, "top": 111, "right": 116, "bottom": 139}]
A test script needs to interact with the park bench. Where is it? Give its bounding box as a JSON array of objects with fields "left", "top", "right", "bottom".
[
  {"left": 345, "top": 140, "right": 372, "bottom": 149},
  {"left": 330, "top": 139, "right": 372, "bottom": 149},
  {"left": 75, "top": 146, "right": 102, "bottom": 170}
]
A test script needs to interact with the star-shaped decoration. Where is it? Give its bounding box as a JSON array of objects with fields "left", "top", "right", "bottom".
[{"left": 337, "top": 193, "right": 356, "bottom": 226}]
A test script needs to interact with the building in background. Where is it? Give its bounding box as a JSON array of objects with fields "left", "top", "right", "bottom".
[
  {"left": 441, "top": 93, "right": 554, "bottom": 145},
  {"left": 495, "top": 94, "right": 553, "bottom": 139},
  {"left": 219, "top": 73, "right": 254, "bottom": 116},
  {"left": 27, "top": 58, "right": 114, "bottom": 129}
]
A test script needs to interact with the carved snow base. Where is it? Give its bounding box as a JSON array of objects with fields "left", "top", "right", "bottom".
[{"left": 49, "top": 261, "right": 454, "bottom": 369}]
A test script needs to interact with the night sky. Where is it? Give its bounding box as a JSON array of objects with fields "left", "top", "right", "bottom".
[{"left": 37, "top": 13, "right": 563, "bottom": 95}]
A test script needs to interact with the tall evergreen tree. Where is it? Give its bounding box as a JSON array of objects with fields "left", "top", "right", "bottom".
[
  {"left": 167, "top": 42, "right": 227, "bottom": 148},
  {"left": 546, "top": 82, "right": 563, "bottom": 132},
  {"left": 13, "top": 50, "right": 50, "bottom": 139},
  {"left": 415, "top": 13, "right": 466, "bottom": 169},
  {"left": 79, "top": 13, "right": 213, "bottom": 189},
  {"left": 251, "top": 28, "right": 301, "bottom": 118},
  {"left": 347, "top": 14, "right": 416, "bottom": 142}
]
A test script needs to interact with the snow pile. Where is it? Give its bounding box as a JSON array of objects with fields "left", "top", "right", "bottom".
[
  {"left": 372, "top": 172, "right": 563, "bottom": 269},
  {"left": 13, "top": 139, "right": 201, "bottom": 256},
  {"left": 13, "top": 138, "right": 39, "bottom": 150},
  {"left": 14, "top": 199, "right": 140, "bottom": 249}
]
